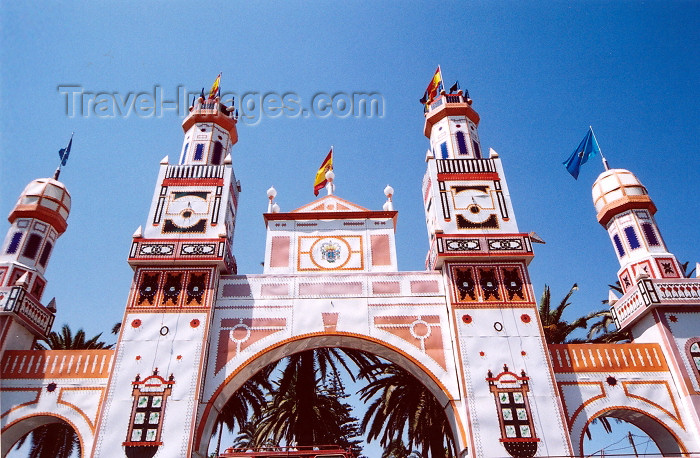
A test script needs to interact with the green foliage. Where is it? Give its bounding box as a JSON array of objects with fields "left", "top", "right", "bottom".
[
  {"left": 358, "top": 362, "right": 455, "bottom": 457},
  {"left": 538, "top": 284, "right": 616, "bottom": 344},
  {"left": 35, "top": 323, "right": 113, "bottom": 350}
]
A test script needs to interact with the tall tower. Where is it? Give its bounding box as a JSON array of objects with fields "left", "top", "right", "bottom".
[
  {"left": 422, "top": 90, "right": 525, "bottom": 270},
  {"left": 0, "top": 176, "right": 69, "bottom": 354},
  {"left": 592, "top": 167, "right": 700, "bottom": 442},
  {"left": 592, "top": 168, "right": 683, "bottom": 297},
  {"left": 91, "top": 92, "right": 239, "bottom": 457},
  {"left": 422, "top": 86, "right": 571, "bottom": 457}
]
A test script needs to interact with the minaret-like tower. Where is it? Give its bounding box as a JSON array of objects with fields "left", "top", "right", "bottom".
[
  {"left": 0, "top": 176, "right": 69, "bottom": 354},
  {"left": 593, "top": 167, "right": 700, "bottom": 440},
  {"left": 422, "top": 90, "right": 528, "bottom": 270},
  {"left": 92, "top": 91, "right": 239, "bottom": 457},
  {"left": 592, "top": 168, "right": 683, "bottom": 293},
  {"left": 422, "top": 86, "right": 571, "bottom": 457}
]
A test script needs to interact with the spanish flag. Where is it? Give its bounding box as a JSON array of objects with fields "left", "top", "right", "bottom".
[
  {"left": 313, "top": 148, "right": 333, "bottom": 196},
  {"left": 209, "top": 73, "right": 221, "bottom": 99},
  {"left": 423, "top": 66, "right": 443, "bottom": 105}
]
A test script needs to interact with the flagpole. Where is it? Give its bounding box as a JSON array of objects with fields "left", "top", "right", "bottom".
[
  {"left": 54, "top": 132, "right": 74, "bottom": 180},
  {"left": 590, "top": 126, "right": 610, "bottom": 171}
]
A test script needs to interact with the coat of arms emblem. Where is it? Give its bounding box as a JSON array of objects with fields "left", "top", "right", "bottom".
[{"left": 320, "top": 240, "right": 341, "bottom": 263}]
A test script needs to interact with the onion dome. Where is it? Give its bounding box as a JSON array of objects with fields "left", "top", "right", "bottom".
[
  {"left": 9, "top": 178, "right": 71, "bottom": 234},
  {"left": 591, "top": 169, "right": 655, "bottom": 226}
]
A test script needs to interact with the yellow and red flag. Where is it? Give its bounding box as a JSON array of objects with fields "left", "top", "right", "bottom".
[
  {"left": 423, "top": 66, "right": 444, "bottom": 104},
  {"left": 313, "top": 148, "right": 333, "bottom": 196},
  {"left": 209, "top": 73, "right": 221, "bottom": 99}
]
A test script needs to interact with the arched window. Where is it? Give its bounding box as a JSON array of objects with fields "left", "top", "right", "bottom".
[
  {"left": 39, "top": 242, "right": 53, "bottom": 267},
  {"left": 613, "top": 234, "right": 625, "bottom": 257},
  {"left": 22, "top": 233, "right": 42, "bottom": 260},
  {"left": 180, "top": 143, "right": 189, "bottom": 164},
  {"left": 623, "top": 226, "right": 641, "bottom": 249},
  {"left": 193, "top": 144, "right": 205, "bottom": 161},
  {"left": 689, "top": 341, "right": 700, "bottom": 376},
  {"left": 6, "top": 232, "right": 22, "bottom": 254},
  {"left": 641, "top": 223, "right": 660, "bottom": 246},
  {"left": 472, "top": 140, "right": 482, "bottom": 159},
  {"left": 440, "top": 142, "right": 448, "bottom": 159},
  {"left": 456, "top": 131, "right": 468, "bottom": 155},
  {"left": 211, "top": 141, "right": 223, "bottom": 165}
]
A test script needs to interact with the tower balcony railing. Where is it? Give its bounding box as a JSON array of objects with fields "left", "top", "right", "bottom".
[
  {"left": 610, "top": 277, "right": 700, "bottom": 329},
  {"left": 436, "top": 158, "right": 496, "bottom": 174},
  {"left": 0, "top": 285, "right": 54, "bottom": 337},
  {"left": 165, "top": 164, "right": 228, "bottom": 180},
  {"left": 426, "top": 91, "right": 471, "bottom": 113},
  {"left": 192, "top": 98, "right": 237, "bottom": 120}
]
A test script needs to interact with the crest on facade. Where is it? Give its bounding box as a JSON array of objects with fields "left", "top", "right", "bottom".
[{"left": 320, "top": 240, "right": 341, "bottom": 263}]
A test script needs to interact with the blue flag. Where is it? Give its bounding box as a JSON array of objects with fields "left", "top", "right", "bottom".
[
  {"left": 59, "top": 135, "right": 73, "bottom": 167},
  {"left": 563, "top": 127, "right": 600, "bottom": 179}
]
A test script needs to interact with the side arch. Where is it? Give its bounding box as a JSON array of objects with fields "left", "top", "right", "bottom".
[
  {"left": 195, "top": 331, "right": 467, "bottom": 456},
  {"left": 576, "top": 406, "right": 688, "bottom": 457},
  {"left": 1, "top": 412, "right": 85, "bottom": 457}
]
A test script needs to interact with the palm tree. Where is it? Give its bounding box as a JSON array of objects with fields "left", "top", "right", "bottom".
[
  {"left": 538, "top": 284, "right": 608, "bottom": 344},
  {"left": 34, "top": 323, "right": 113, "bottom": 350},
  {"left": 16, "top": 324, "right": 112, "bottom": 457},
  {"left": 358, "top": 362, "right": 454, "bottom": 458},
  {"left": 381, "top": 439, "right": 421, "bottom": 458},
  {"left": 216, "top": 347, "right": 378, "bottom": 451}
]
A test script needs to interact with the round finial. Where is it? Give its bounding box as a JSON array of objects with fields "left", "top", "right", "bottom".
[
  {"left": 325, "top": 170, "right": 335, "bottom": 182},
  {"left": 266, "top": 186, "right": 277, "bottom": 200},
  {"left": 384, "top": 185, "right": 394, "bottom": 198},
  {"left": 271, "top": 203, "right": 280, "bottom": 213}
]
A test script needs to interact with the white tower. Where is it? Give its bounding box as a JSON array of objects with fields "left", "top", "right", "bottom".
[
  {"left": 92, "top": 90, "right": 239, "bottom": 457},
  {"left": 593, "top": 168, "right": 683, "bottom": 292},
  {"left": 0, "top": 176, "right": 69, "bottom": 354}
]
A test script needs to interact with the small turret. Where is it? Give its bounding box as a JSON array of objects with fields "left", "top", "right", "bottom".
[
  {"left": 178, "top": 93, "right": 238, "bottom": 166},
  {"left": 0, "top": 175, "right": 69, "bottom": 351},
  {"left": 592, "top": 168, "right": 682, "bottom": 292}
]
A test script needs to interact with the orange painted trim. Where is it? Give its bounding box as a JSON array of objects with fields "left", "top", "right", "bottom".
[
  {"left": 423, "top": 102, "right": 480, "bottom": 137},
  {"left": 264, "top": 210, "right": 398, "bottom": 229},
  {"left": 57, "top": 387, "right": 105, "bottom": 432},
  {"left": 1, "top": 411, "right": 85, "bottom": 454},
  {"left": 182, "top": 111, "right": 237, "bottom": 138},
  {"left": 437, "top": 172, "right": 499, "bottom": 181},
  {"left": 194, "top": 331, "right": 466, "bottom": 452},
  {"left": 161, "top": 178, "right": 224, "bottom": 187},
  {"left": 548, "top": 343, "right": 669, "bottom": 373},
  {"left": 0, "top": 387, "right": 42, "bottom": 419},
  {"left": 576, "top": 405, "right": 688, "bottom": 457},
  {"left": 10, "top": 206, "right": 68, "bottom": 234},
  {"left": 596, "top": 197, "right": 656, "bottom": 226},
  {"left": 621, "top": 380, "right": 683, "bottom": 428},
  {"left": 1, "top": 350, "right": 114, "bottom": 379},
  {"left": 557, "top": 381, "right": 607, "bottom": 429}
]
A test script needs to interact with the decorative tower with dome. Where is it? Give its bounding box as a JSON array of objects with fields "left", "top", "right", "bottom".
[{"left": 0, "top": 174, "right": 70, "bottom": 355}]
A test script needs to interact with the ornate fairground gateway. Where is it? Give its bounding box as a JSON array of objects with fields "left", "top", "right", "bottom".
[{"left": 1, "top": 71, "right": 700, "bottom": 458}]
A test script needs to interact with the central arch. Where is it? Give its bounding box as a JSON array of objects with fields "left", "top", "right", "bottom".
[
  {"left": 195, "top": 331, "right": 467, "bottom": 457},
  {"left": 578, "top": 407, "right": 688, "bottom": 457}
]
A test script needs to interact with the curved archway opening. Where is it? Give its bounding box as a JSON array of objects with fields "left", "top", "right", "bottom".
[
  {"left": 2, "top": 414, "right": 82, "bottom": 458},
  {"left": 197, "top": 332, "right": 463, "bottom": 457},
  {"left": 580, "top": 408, "right": 686, "bottom": 457}
]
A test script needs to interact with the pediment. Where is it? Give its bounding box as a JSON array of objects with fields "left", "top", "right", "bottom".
[{"left": 291, "top": 195, "right": 369, "bottom": 213}]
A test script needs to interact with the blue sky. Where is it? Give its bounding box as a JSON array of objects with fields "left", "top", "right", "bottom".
[{"left": 2, "top": 1, "right": 698, "bottom": 455}]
